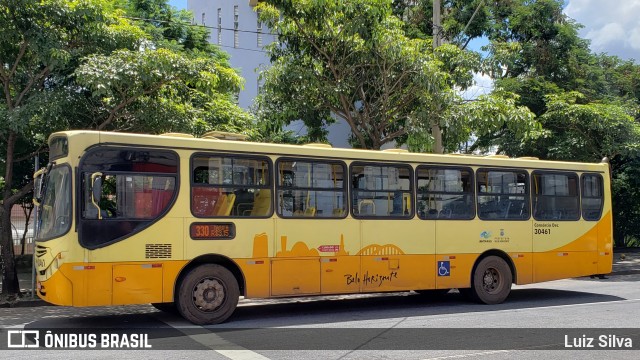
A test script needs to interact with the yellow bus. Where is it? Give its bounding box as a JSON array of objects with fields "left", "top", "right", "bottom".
[{"left": 33, "top": 130, "right": 612, "bottom": 324}]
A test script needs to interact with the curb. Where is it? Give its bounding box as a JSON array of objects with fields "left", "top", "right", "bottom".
[
  {"left": 0, "top": 299, "right": 51, "bottom": 308},
  {"left": 0, "top": 289, "right": 52, "bottom": 308},
  {"left": 609, "top": 270, "right": 640, "bottom": 276}
]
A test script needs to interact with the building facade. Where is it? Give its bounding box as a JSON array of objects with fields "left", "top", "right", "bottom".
[
  {"left": 187, "top": 0, "right": 273, "bottom": 109},
  {"left": 187, "top": 0, "right": 352, "bottom": 148}
]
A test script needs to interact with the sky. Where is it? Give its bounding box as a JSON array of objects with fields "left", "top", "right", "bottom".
[
  {"left": 168, "top": 0, "right": 186, "bottom": 10},
  {"left": 565, "top": 0, "right": 640, "bottom": 62}
]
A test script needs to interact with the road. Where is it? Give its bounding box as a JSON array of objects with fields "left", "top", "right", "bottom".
[{"left": 1, "top": 270, "right": 639, "bottom": 359}]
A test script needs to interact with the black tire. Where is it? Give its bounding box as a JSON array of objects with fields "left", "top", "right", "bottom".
[
  {"left": 151, "top": 302, "right": 179, "bottom": 314},
  {"left": 176, "top": 264, "right": 240, "bottom": 325},
  {"left": 470, "top": 256, "right": 512, "bottom": 304}
]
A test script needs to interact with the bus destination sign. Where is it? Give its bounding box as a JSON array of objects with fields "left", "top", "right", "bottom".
[{"left": 190, "top": 222, "right": 236, "bottom": 240}]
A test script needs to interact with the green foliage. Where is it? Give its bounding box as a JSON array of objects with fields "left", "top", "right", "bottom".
[
  {"left": 611, "top": 155, "right": 640, "bottom": 247},
  {"left": 0, "top": 0, "right": 256, "bottom": 294},
  {"left": 1, "top": 0, "right": 140, "bottom": 194},
  {"left": 397, "top": 0, "right": 640, "bottom": 246},
  {"left": 255, "top": 0, "right": 453, "bottom": 149},
  {"left": 255, "top": 0, "right": 539, "bottom": 151},
  {"left": 538, "top": 92, "right": 640, "bottom": 161},
  {"left": 74, "top": 48, "right": 251, "bottom": 134},
  {"left": 393, "top": 0, "right": 491, "bottom": 46},
  {"left": 443, "top": 92, "right": 539, "bottom": 153},
  {"left": 120, "top": 0, "right": 230, "bottom": 63}
]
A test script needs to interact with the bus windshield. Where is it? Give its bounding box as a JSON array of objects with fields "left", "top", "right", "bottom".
[{"left": 36, "top": 165, "right": 72, "bottom": 240}]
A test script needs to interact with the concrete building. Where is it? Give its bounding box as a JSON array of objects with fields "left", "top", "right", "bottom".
[
  {"left": 187, "top": 0, "right": 352, "bottom": 147},
  {"left": 187, "top": 0, "right": 273, "bottom": 110}
]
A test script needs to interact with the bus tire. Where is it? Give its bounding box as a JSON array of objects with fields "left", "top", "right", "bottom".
[
  {"left": 177, "top": 264, "right": 239, "bottom": 325},
  {"left": 470, "top": 256, "right": 512, "bottom": 305}
]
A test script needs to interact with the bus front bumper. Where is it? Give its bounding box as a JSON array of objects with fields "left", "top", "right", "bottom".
[{"left": 37, "top": 265, "right": 73, "bottom": 306}]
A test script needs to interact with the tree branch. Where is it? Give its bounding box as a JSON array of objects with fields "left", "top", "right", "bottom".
[
  {"left": 327, "top": 102, "right": 366, "bottom": 148},
  {"left": 0, "top": 64, "right": 12, "bottom": 110},
  {"left": 15, "top": 65, "right": 50, "bottom": 108},
  {"left": 4, "top": 181, "right": 35, "bottom": 208},
  {"left": 380, "top": 128, "right": 407, "bottom": 145},
  {"left": 3, "top": 132, "right": 17, "bottom": 202},
  {"left": 9, "top": 41, "right": 28, "bottom": 78},
  {"left": 97, "top": 77, "right": 175, "bottom": 130},
  {"left": 14, "top": 146, "right": 47, "bottom": 163},
  {"left": 460, "top": 0, "right": 485, "bottom": 51}
]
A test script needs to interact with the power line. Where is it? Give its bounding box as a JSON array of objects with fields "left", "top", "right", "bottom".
[
  {"left": 217, "top": 44, "right": 267, "bottom": 53},
  {"left": 124, "top": 16, "right": 272, "bottom": 53},
  {"left": 124, "top": 16, "right": 278, "bottom": 36}
]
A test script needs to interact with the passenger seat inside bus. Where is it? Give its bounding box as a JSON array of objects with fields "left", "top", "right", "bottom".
[
  {"left": 332, "top": 208, "right": 345, "bottom": 217},
  {"left": 220, "top": 194, "right": 236, "bottom": 216},
  {"left": 211, "top": 193, "right": 236, "bottom": 216},
  {"left": 243, "top": 189, "right": 271, "bottom": 216}
]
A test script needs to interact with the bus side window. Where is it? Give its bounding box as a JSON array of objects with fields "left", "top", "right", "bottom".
[
  {"left": 276, "top": 160, "right": 346, "bottom": 218},
  {"left": 532, "top": 171, "right": 579, "bottom": 221},
  {"left": 477, "top": 169, "right": 530, "bottom": 220},
  {"left": 83, "top": 174, "right": 176, "bottom": 219},
  {"left": 191, "top": 155, "right": 272, "bottom": 218},
  {"left": 417, "top": 166, "right": 475, "bottom": 220},
  {"left": 350, "top": 163, "right": 413, "bottom": 218}
]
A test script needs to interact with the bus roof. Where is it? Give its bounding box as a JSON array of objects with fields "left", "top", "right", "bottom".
[{"left": 51, "top": 130, "right": 608, "bottom": 172}]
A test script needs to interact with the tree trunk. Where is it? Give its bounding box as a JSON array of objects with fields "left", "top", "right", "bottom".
[
  {"left": 431, "top": 120, "right": 443, "bottom": 154},
  {"left": 1, "top": 130, "right": 20, "bottom": 298},
  {"left": 20, "top": 204, "right": 33, "bottom": 256},
  {"left": 0, "top": 205, "right": 20, "bottom": 297}
]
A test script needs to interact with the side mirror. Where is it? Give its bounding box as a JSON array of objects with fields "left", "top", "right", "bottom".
[
  {"left": 33, "top": 168, "right": 45, "bottom": 206},
  {"left": 90, "top": 172, "right": 103, "bottom": 219}
]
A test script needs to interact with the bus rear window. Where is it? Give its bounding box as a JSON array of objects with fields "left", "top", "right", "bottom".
[{"left": 582, "top": 174, "right": 604, "bottom": 221}]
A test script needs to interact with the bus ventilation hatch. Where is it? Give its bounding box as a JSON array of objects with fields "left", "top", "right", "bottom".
[{"left": 145, "top": 244, "right": 172, "bottom": 259}]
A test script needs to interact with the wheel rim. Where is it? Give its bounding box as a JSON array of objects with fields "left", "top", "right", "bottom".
[
  {"left": 192, "top": 278, "right": 226, "bottom": 312},
  {"left": 482, "top": 268, "right": 501, "bottom": 294}
]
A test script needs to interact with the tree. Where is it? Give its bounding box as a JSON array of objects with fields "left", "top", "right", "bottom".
[
  {"left": 611, "top": 155, "right": 640, "bottom": 247},
  {"left": 255, "top": 0, "right": 536, "bottom": 151},
  {"left": 74, "top": 48, "right": 253, "bottom": 136},
  {"left": 453, "top": 0, "right": 640, "bottom": 246},
  {"left": 256, "top": 0, "right": 448, "bottom": 150},
  {"left": 0, "top": 0, "right": 253, "bottom": 298},
  {"left": 0, "top": 0, "right": 143, "bottom": 298},
  {"left": 122, "top": 0, "right": 230, "bottom": 60}
]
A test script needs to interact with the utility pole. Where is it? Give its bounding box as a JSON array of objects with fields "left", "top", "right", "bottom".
[
  {"left": 433, "top": 0, "right": 442, "bottom": 48},
  {"left": 431, "top": 0, "right": 444, "bottom": 153}
]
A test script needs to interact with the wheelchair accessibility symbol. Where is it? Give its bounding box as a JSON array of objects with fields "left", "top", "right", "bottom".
[{"left": 437, "top": 261, "right": 450, "bottom": 276}]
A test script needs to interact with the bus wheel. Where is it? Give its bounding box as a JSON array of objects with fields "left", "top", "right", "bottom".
[
  {"left": 177, "top": 264, "right": 239, "bottom": 325},
  {"left": 470, "top": 256, "right": 512, "bottom": 305}
]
